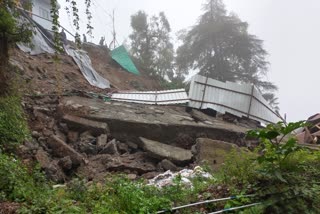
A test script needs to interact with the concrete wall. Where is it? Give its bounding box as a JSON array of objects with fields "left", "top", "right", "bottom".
[{"left": 32, "top": 0, "right": 53, "bottom": 30}]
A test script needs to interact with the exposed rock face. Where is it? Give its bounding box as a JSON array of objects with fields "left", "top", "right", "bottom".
[
  {"left": 62, "top": 114, "right": 110, "bottom": 135},
  {"left": 47, "top": 135, "right": 83, "bottom": 166},
  {"left": 139, "top": 137, "right": 193, "bottom": 165},
  {"left": 195, "top": 138, "right": 240, "bottom": 171}
]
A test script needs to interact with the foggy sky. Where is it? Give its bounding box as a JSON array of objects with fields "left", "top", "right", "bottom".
[{"left": 58, "top": 0, "right": 320, "bottom": 122}]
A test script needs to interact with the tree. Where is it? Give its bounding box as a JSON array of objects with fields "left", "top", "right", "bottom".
[
  {"left": 0, "top": 1, "right": 32, "bottom": 95},
  {"left": 176, "top": 0, "right": 278, "bottom": 107},
  {"left": 129, "top": 11, "right": 174, "bottom": 79}
]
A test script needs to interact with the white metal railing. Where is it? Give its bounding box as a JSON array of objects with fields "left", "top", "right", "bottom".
[
  {"left": 111, "top": 89, "right": 189, "bottom": 105},
  {"left": 188, "top": 75, "right": 282, "bottom": 124}
]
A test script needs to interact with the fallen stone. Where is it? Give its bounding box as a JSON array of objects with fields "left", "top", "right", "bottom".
[
  {"left": 24, "top": 140, "right": 39, "bottom": 151},
  {"left": 35, "top": 148, "right": 51, "bottom": 169},
  {"left": 100, "top": 139, "right": 119, "bottom": 155},
  {"left": 117, "top": 142, "right": 130, "bottom": 154},
  {"left": 59, "top": 123, "right": 69, "bottom": 133},
  {"left": 127, "top": 141, "right": 138, "bottom": 150},
  {"left": 159, "top": 159, "right": 178, "bottom": 171},
  {"left": 58, "top": 156, "right": 73, "bottom": 172},
  {"left": 139, "top": 137, "right": 193, "bottom": 165},
  {"left": 127, "top": 174, "right": 137, "bottom": 180},
  {"left": 32, "top": 131, "right": 41, "bottom": 139},
  {"left": 62, "top": 114, "right": 109, "bottom": 135},
  {"left": 67, "top": 131, "right": 79, "bottom": 144},
  {"left": 78, "top": 131, "right": 98, "bottom": 155},
  {"left": 78, "top": 142, "right": 97, "bottom": 155},
  {"left": 102, "top": 152, "right": 156, "bottom": 174},
  {"left": 47, "top": 135, "right": 83, "bottom": 166},
  {"left": 195, "top": 138, "right": 240, "bottom": 171},
  {"left": 142, "top": 171, "right": 159, "bottom": 179},
  {"left": 42, "top": 128, "right": 54, "bottom": 137},
  {"left": 97, "top": 134, "right": 108, "bottom": 148},
  {"left": 46, "top": 162, "right": 66, "bottom": 183},
  {"left": 55, "top": 130, "right": 67, "bottom": 143}
]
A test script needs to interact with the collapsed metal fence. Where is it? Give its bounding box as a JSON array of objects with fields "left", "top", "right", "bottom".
[
  {"left": 188, "top": 75, "right": 282, "bottom": 124},
  {"left": 111, "top": 89, "right": 189, "bottom": 105}
]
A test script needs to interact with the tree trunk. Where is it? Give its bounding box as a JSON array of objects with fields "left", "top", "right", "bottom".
[{"left": 0, "top": 34, "right": 9, "bottom": 96}]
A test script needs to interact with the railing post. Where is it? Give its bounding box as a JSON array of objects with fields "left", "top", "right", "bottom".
[
  {"left": 247, "top": 84, "right": 255, "bottom": 118},
  {"left": 200, "top": 72, "right": 209, "bottom": 109},
  {"left": 155, "top": 90, "right": 158, "bottom": 105}
]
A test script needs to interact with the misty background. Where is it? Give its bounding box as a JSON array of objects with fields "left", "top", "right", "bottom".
[{"left": 57, "top": 0, "right": 320, "bottom": 122}]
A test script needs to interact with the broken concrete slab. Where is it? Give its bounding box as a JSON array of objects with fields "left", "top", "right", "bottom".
[
  {"left": 62, "top": 114, "right": 109, "bottom": 136},
  {"left": 195, "top": 138, "right": 240, "bottom": 171},
  {"left": 61, "top": 96, "right": 248, "bottom": 147},
  {"left": 139, "top": 137, "right": 193, "bottom": 164},
  {"left": 47, "top": 135, "right": 83, "bottom": 166}
]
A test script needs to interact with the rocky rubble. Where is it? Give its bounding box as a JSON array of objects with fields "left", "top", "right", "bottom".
[{"left": 19, "top": 93, "right": 255, "bottom": 183}]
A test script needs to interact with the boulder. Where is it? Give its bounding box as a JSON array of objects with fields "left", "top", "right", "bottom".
[
  {"left": 62, "top": 114, "right": 110, "bottom": 135},
  {"left": 139, "top": 137, "right": 193, "bottom": 165},
  {"left": 46, "top": 162, "right": 66, "bottom": 183},
  {"left": 158, "top": 159, "right": 178, "bottom": 171},
  {"left": 35, "top": 148, "right": 51, "bottom": 169},
  {"left": 195, "top": 138, "right": 240, "bottom": 171},
  {"left": 127, "top": 174, "right": 137, "bottom": 180},
  {"left": 58, "top": 156, "right": 73, "bottom": 172},
  {"left": 127, "top": 141, "right": 138, "bottom": 151},
  {"left": 47, "top": 135, "right": 83, "bottom": 166}
]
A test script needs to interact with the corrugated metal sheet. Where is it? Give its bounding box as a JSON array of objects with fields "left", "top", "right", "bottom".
[
  {"left": 111, "top": 89, "right": 189, "bottom": 105},
  {"left": 188, "top": 75, "right": 282, "bottom": 124}
]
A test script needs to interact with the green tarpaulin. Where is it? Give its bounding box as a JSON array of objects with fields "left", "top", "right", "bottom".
[{"left": 111, "top": 45, "right": 140, "bottom": 75}]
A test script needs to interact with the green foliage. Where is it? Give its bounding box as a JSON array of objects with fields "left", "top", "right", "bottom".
[
  {"left": 247, "top": 121, "right": 306, "bottom": 181},
  {"left": 0, "top": 154, "right": 47, "bottom": 202},
  {"left": 176, "top": 0, "right": 278, "bottom": 107},
  {"left": 215, "top": 121, "right": 320, "bottom": 213},
  {"left": 0, "top": 2, "right": 32, "bottom": 43},
  {"left": 0, "top": 95, "right": 29, "bottom": 150},
  {"left": 218, "top": 149, "right": 257, "bottom": 190},
  {"left": 130, "top": 11, "right": 175, "bottom": 80},
  {"left": 249, "top": 121, "right": 320, "bottom": 213}
]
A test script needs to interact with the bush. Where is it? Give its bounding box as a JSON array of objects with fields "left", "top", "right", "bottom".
[
  {"left": 248, "top": 122, "right": 320, "bottom": 213},
  {"left": 0, "top": 154, "right": 47, "bottom": 202},
  {"left": 0, "top": 95, "right": 29, "bottom": 150}
]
